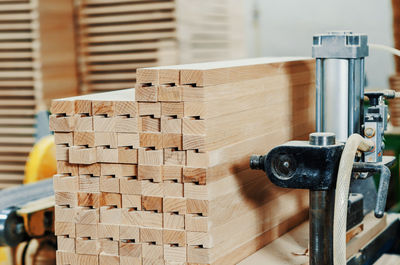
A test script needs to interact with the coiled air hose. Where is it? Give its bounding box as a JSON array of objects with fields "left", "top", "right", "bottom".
[{"left": 333, "top": 134, "right": 373, "bottom": 265}]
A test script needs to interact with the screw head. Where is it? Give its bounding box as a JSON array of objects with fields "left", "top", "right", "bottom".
[{"left": 364, "top": 127, "right": 375, "bottom": 138}]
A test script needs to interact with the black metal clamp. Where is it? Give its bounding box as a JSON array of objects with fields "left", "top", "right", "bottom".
[
  {"left": 250, "top": 132, "right": 394, "bottom": 265},
  {"left": 250, "top": 133, "right": 393, "bottom": 218}
]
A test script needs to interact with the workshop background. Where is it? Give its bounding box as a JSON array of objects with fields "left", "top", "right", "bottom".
[
  {"left": 0, "top": 0, "right": 399, "bottom": 264},
  {"left": 244, "top": 0, "right": 394, "bottom": 88}
]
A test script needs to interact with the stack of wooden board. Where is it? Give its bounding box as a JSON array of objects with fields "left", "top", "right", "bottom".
[
  {"left": 389, "top": 75, "right": 400, "bottom": 126},
  {"left": 51, "top": 57, "right": 315, "bottom": 264},
  {"left": 175, "top": 0, "right": 246, "bottom": 63},
  {"left": 75, "top": 0, "right": 178, "bottom": 94},
  {"left": 75, "top": 0, "right": 247, "bottom": 94},
  {"left": 390, "top": 0, "right": 400, "bottom": 126},
  {"left": 392, "top": 0, "right": 400, "bottom": 73},
  {"left": 0, "top": 0, "right": 77, "bottom": 188}
]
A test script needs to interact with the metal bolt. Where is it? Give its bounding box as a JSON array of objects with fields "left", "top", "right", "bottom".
[
  {"left": 283, "top": 161, "right": 290, "bottom": 168},
  {"left": 364, "top": 127, "right": 375, "bottom": 138},
  {"left": 250, "top": 155, "right": 263, "bottom": 170}
]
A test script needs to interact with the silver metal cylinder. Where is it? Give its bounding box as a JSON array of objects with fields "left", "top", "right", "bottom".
[
  {"left": 309, "top": 132, "right": 336, "bottom": 146},
  {"left": 323, "top": 59, "right": 349, "bottom": 141},
  {"left": 313, "top": 31, "right": 368, "bottom": 141}
]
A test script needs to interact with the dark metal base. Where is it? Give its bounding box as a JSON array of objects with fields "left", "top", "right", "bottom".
[
  {"left": 0, "top": 178, "right": 54, "bottom": 247},
  {"left": 347, "top": 193, "right": 364, "bottom": 230}
]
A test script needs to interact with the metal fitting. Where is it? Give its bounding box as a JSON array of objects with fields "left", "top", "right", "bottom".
[
  {"left": 312, "top": 31, "right": 368, "bottom": 59},
  {"left": 309, "top": 132, "right": 336, "bottom": 146},
  {"left": 364, "top": 127, "right": 375, "bottom": 138}
]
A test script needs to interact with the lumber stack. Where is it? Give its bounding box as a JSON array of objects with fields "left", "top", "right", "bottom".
[
  {"left": 51, "top": 57, "right": 315, "bottom": 265},
  {"left": 75, "top": 0, "right": 178, "bottom": 94},
  {"left": 176, "top": 0, "right": 247, "bottom": 64},
  {"left": 0, "top": 0, "right": 36, "bottom": 188},
  {"left": 0, "top": 0, "right": 77, "bottom": 188},
  {"left": 389, "top": 75, "right": 400, "bottom": 126},
  {"left": 75, "top": 0, "right": 247, "bottom": 94},
  {"left": 390, "top": 0, "right": 400, "bottom": 126},
  {"left": 392, "top": 0, "right": 400, "bottom": 73},
  {"left": 175, "top": 0, "right": 246, "bottom": 64}
]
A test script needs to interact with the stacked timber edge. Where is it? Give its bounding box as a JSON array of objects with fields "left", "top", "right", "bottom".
[
  {"left": 75, "top": 0, "right": 178, "bottom": 94},
  {"left": 0, "top": 0, "right": 77, "bottom": 188},
  {"left": 390, "top": 0, "right": 400, "bottom": 126},
  {"left": 175, "top": 0, "right": 246, "bottom": 63},
  {"left": 51, "top": 57, "right": 315, "bottom": 265},
  {"left": 75, "top": 0, "right": 246, "bottom": 94}
]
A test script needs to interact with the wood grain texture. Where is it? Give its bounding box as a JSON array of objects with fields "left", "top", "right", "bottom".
[{"left": 52, "top": 57, "right": 315, "bottom": 264}]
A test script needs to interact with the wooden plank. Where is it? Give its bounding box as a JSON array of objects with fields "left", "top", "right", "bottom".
[
  {"left": 0, "top": 173, "right": 24, "bottom": 181},
  {"left": 347, "top": 213, "right": 388, "bottom": 259},
  {"left": 81, "top": 0, "right": 173, "bottom": 4},
  {"left": 138, "top": 58, "right": 308, "bottom": 86},
  {"left": 187, "top": 191, "right": 308, "bottom": 263},
  {"left": 84, "top": 73, "right": 136, "bottom": 82},
  {"left": 0, "top": 22, "right": 32, "bottom": 31},
  {"left": 182, "top": 106, "right": 312, "bottom": 152},
  {"left": 0, "top": 99, "right": 35, "bottom": 106},
  {"left": 0, "top": 145, "right": 31, "bottom": 153},
  {"left": 0, "top": 127, "right": 35, "bottom": 134},
  {"left": 36, "top": 0, "right": 79, "bottom": 104},
  {"left": 83, "top": 31, "right": 176, "bottom": 44},
  {"left": 0, "top": 3, "right": 34, "bottom": 11},
  {"left": 80, "top": 2, "right": 175, "bottom": 15},
  {"left": 182, "top": 58, "right": 313, "bottom": 86},
  {"left": 80, "top": 11, "right": 174, "bottom": 25},
  {"left": 82, "top": 22, "right": 176, "bottom": 34},
  {"left": 0, "top": 109, "right": 35, "bottom": 116},
  {"left": 0, "top": 136, "right": 35, "bottom": 144},
  {"left": 83, "top": 53, "right": 160, "bottom": 63},
  {"left": 0, "top": 32, "right": 35, "bottom": 40},
  {"left": 0, "top": 181, "right": 22, "bottom": 189},
  {"left": 0, "top": 117, "right": 35, "bottom": 125},
  {"left": 83, "top": 82, "right": 136, "bottom": 91},
  {"left": 0, "top": 52, "right": 33, "bottom": 59},
  {"left": 0, "top": 80, "right": 34, "bottom": 86},
  {"left": 0, "top": 155, "right": 28, "bottom": 162},
  {"left": 0, "top": 13, "right": 34, "bottom": 22},
  {"left": 0, "top": 89, "right": 34, "bottom": 97},
  {"left": 82, "top": 42, "right": 160, "bottom": 53},
  {"left": 86, "top": 62, "right": 155, "bottom": 72},
  {"left": 0, "top": 61, "right": 35, "bottom": 68}
]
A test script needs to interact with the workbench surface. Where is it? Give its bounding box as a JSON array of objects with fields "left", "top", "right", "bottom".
[
  {"left": 238, "top": 221, "right": 309, "bottom": 265},
  {"left": 239, "top": 213, "right": 400, "bottom": 265}
]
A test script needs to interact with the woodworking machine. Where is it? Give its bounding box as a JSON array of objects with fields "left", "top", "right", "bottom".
[
  {"left": 251, "top": 31, "right": 400, "bottom": 264},
  {"left": 0, "top": 178, "right": 54, "bottom": 248}
]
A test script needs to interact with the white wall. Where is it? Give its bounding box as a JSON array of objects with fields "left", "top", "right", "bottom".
[{"left": 244, "top": 0, "right": 395, "bottom": 88}]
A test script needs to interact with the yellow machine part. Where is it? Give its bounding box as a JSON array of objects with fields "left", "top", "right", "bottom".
[
  {"left": 0, "top": 136, "right": 56, "bottom": 263},
  {"left": 24, "top": 135, "right": 57, "bottom": 184},
  {"left": 0, "top": 247, "right": 12, "bottom": 265}
]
